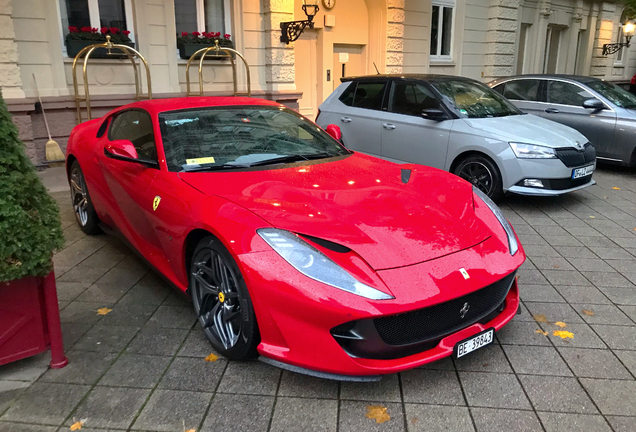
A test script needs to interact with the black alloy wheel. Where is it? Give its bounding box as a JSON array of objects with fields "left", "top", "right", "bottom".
[
  {"left": 68, "top": 160, "right": 101, "bottom": 234},
  {"left": 454, "top": 155, "right": 503, "bottom": 201},
  {"left": 190, "top": 236, "right": 259, "bottom": 360}
]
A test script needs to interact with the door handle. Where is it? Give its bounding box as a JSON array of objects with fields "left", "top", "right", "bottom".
[
  {"left": 544, "top": 108, "right": 560, "bottom": 114},
  {"left": 341, "top": 116, "right": 352, "bottom": 123},
  {"left": 383, "top": 123, "right": 396, "bottom": 130}
]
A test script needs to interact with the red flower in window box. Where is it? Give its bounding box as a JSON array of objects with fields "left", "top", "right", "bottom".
[
  {"left": 224, "top": 34, "right": 231, "bottom": 40},
  {"left": 109, "top": 27, "right": 120, "bottom": 34},
  {"left": 80, "top": 26, "right": 92, "bottom": 33},
  {"left": 123, "top": 30, "right": 131, "bottom": 36},
  {"left": 192, "top": 31, "right": 201, "bottom": 37},
  {"left": 92, "top": 27, "right": 99, "bottom": 33},
  {"left": 214, "top": 32, "right": 221, "bottom": 37},
  {"left": 181, "top": 31, "right": 188, "bottom": 37},
  {"left": 68, "top": 26, "right": 79, "bottom": 33},
  {"left": 100, "top": 27, "right": 108, "bottom": 34}
]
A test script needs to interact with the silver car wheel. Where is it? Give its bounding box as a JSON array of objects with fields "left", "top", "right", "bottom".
[
  {"left": 70, "top": 167, "right": 89, "bottom": 227},
  {"left": 458, "top": 161, "right": 494, "bottom": 197}
]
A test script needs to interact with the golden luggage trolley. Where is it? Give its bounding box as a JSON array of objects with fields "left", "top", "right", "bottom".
[
  {"left": 72, "top": 35, "right": 152, "bottom": 123},
  {"left": 185, "top": 40, "right": 251, "bottom": 97}
]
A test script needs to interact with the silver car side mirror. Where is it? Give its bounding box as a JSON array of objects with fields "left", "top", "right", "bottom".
[{"left": 582, "top": 98, "right": 605, "bottom": 111}]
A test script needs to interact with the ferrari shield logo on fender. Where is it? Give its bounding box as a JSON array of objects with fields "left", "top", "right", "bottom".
[
  {"left": 153, "top": 196, "right": 161, "bottom": 211},
  {"left": 459, "top": 268, "right": 470, "bottom": 280}
]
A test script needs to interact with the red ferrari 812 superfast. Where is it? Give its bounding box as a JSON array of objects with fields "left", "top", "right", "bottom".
[{"left": 66, "top": 97, "right": 525, "bottom": 381}]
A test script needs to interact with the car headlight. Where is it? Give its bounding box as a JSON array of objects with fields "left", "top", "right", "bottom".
[
  {"left": 473, "top": 186, "right": 518, "bottom": 256},
  {"left": 257, "top": 228, "right": 393, "bottom": 300},
  {"left": 509, "top": 142, "right": 557, "bottom": 159}
]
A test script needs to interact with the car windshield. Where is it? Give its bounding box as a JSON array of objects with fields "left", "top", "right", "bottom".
[
  {"left": 158, "top": 106, "right": 349, "bottom": 172},
  {"left": 586, "top": 80, "right": 636, "bottom": 109},
  {"left": 431, "top": 79, "right": 523, "bottom": 118}
]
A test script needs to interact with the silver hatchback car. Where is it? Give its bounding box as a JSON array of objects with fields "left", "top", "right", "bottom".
[
  {"left": 316, "top": 75, "right": 595, "bottom": 200},
  {"left": 489, "top": 75, "right": 636, "bottom": 167}
]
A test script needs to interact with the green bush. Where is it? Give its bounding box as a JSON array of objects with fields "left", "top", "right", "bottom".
[{"left": 0, "top": 92, "right": 64, "bottom": 282}]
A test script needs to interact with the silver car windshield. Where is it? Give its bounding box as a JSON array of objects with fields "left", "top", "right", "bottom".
[
  {"left": 587, "top": 81, "right": 636, "bottom": 109},
  {"left": 431, "top": 79, "right": 523, "bottom": 118},
  {"left": 158, "top": 106, "right": 349, "bottom": 172}
]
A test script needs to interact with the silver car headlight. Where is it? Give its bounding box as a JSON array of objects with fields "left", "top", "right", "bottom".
[
  {"left": 257, "top": 228, "right": 394, "bottom": 300},
  {"left": 509, "top": 142, "right": 557, "bottom": 159},
  {"left": 473, "top": 186, "right": 518, "bottom": 256}
]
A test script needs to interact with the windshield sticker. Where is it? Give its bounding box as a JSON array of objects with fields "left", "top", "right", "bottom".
[
  {"left": 459, "top": 109, "right": 468, "bottom": 115},
  {"left": 186, "top": 157, "right": 216, "bottom": 165}
]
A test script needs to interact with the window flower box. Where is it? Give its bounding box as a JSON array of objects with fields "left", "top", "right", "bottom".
[
  {"left": 177, "top": 32, "right": 234, "bottom": 60},
  {"left": 65, "top": 26, "right": 134, "bottom": 59}
]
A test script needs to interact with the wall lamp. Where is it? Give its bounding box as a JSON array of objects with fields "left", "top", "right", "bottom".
[
  {"left": 603, "top": 21, "right": 635, "bottom": 56},
  {"left": 280, "top": 1, "right": 319, "bottom": 44}
]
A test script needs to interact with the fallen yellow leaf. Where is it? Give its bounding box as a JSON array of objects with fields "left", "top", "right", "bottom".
[
  {"left": 204, "top": 353, "right": 219, "bottom": 362},
  {"left": 366, "top": 405, "right": 390, "bottom": 424},
  {"left": 184, "top": 429, "right": 196, "bottom": 432},
  {"left": 553, "top": 330, "right": 574, "bottom": 339},
  {"left": 612, "top": 187, "right": 621, "bottom": 190},
  {"left": 96, "top": 308, "right": 112, "bottom": 315},
  {"left": 70, "top": 419, "right": 86, "bottom": 430},
  {"left": 411, "top": 416, "right": 418, "bottom": 424},
  {"left": 535, "top": 329, "right": 548, "bottom": 336},
  {"left": 633, "top": 228, "right": 636, "bottom": 231},
  {"left": 533, "top": 314, "right": 548, "bottom": 323},
  {"left": 554, "top": 321, "right": 567, "bottom": 328},
  {"left": 582, "top": 309, "right": 595, "bottom": 316},
  {"left": 589, "top": 216, "right": 595, "bottom": 219}
]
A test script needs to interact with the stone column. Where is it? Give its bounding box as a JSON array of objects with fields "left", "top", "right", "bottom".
[
  {"left": 590, "top": 1, "right": 616, "bottom": 77},
  {"left": 483, "top": 0, "right": 521, "bottom": 80},
  {"left": 564, "top": 2, "right": 584, "bottom": 74},
  {"left": 263, "top": 0, "right": 295, "bottom": 93},
  {"left": 530, "top": 0, "right": 551, "bottom": 74},
  {"left": 386, "top": 0, "right": 405, "bottom": 74},
  {"left": 0, "top": 0, "right": 25, "bottom": 99}
]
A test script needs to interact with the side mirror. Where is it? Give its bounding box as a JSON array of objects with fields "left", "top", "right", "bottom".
[
  {"left": 422, "top": 108, "right": 448, "bottom": 121},
  {"left": 582, "top": 98, "right": 605, "bottom": 111},
  {"left": 105, "top": 140, "right": 139, "bottom": 160},
  {"left": 325, "top": 124, "right": 343, "bottom": 141}
]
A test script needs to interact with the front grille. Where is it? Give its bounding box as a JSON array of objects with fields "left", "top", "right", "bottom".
[
  {"left": 373, "top": 273, "right": 515, "bottom": 346},
  {"left": 555, "top": 143, "right": 596, "bottom": 168},
  {"left": 546, "top": 176, "right": 593, "bottom": 190}
]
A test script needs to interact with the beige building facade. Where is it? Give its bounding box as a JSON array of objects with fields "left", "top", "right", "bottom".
[{"left": 1, "top": 0, "right": 634, "bottom": 165}]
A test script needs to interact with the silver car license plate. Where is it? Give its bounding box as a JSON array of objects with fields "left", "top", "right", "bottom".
[
  {"left": 572, "top": 165, "right": 594, "bottom": 179},
  {"left": 455, "top": 329, "right": 494, "bottom": 358}
]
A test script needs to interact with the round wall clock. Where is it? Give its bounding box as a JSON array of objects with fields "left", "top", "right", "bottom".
[{"left": 322, "top": 0, "right": 335, "bottom": 10}]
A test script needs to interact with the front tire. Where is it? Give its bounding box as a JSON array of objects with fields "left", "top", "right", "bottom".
[
  {"left": 68, "top": 160, "right": 101, "bottom": 234},
  {"left": 190, "top": 236, "right": 259, "bottom": 360},
  {"left": 453, "top": 155, "right": 503, "bottom": 201}
]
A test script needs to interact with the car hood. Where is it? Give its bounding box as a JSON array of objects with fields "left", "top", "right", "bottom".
[
  {"left": 462, "top": 114, "right": 588, "bottom": 148},
  {"left": 179, "top": 153, "right": 492, "bottom": 270}
]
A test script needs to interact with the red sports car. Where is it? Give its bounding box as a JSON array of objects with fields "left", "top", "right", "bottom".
[{"left": 66, "top": 97, "right": 525, "bottom": 381}]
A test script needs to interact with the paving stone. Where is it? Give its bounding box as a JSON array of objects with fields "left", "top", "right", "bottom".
[
  {"left": 55, "top": 282, "right": 91, "bottom": 301},
  {"left": 39, "top": 351, "right": 116, "bottom": 385},
  {"left": 270, "top": 397, "right": 337, "bottom": 432},
  {"left": 401, "top": 369, "right": 465, "bottom": 405},
  {"left": 56, "top": 265, "right": 110, "bottom": 285},
  {"left": 545, "top": 323, "right": 606, "bottom": 349},
  {"left": 177, "top": 330, "right": 220, "bottom": 358},
  {"left": 554, "top": 285, "right": 611, "bottom": 305},
  {"left": 540, "top": 270, "right": 591, "bottom": 287},
  {"left": 148, "top": 305, "right": 197, "bottom": 329},
  {"left": 538, "top": 412, "right": 612, "bottom": 432},
  {"left": 521, "top": 244, "right": 561, "bottom": 258},
  {"left": 217, "top": 361, "right": 280, "bottom": 396},
  {"left": 277, "top": 371, "right": 338, "bottom": 399},
  {"left": 1, "top": 382, "right": 90, "bottom": 425},
  {"left": 99, "top": 354, "right": 171, "bottom": 388},
  {"left": 404, "top": 404, "right": 474, "bottom": 432},
  {"left": 524, "top": 302, "right": 584, "bottom": 323},
  {"left": 582, "top": 271, "right": 635, "bottom": 287},
  {"left": 135, "top": 270, "right": 170, "bottom": 287},
  {"left": 453, "top": 343, "right": 513, "bottom": 373},
  {"left": 59, "top": 301, "right": 109, "bottom": 325},
  {"left": 418, "top": 355, "right": 455, "bottom": 370},
  {"left": 459, "top": 371, "right": 530, "bottom": 409},
  {"left": 68, "top": 386, "right": 151, "bottom": 429},
  {"left": 602, "top": 287, "right": 636, "bottom": 305},
  {"left": 338, "top": 401, "right": 404, "bottom": 432},
  {"left": 553, "top": 245, "right": 597, "bottom": 259},
  {"left": 567, "top": 258, "right": 615, "bottom": 273},
  {"left": 577, "top": 304, "right": 634, "bottom": 325},
  {"left": 60, "top": 323, "right": 93, "bottom": 350},
  {"left": 74, "top": 283, "right": 131, "bottom": 304},
  {"left": 80, "top": 248, "right": 126, "bottom": 269},
  {"left": 613, "top": 349, "right": 636, "bottom": 376},
  {"left": 496, "top": 320, "right": 553, "bottom": 346},
  {"left": 73, "top": 325, "right": 140, "bottom": 353},
  {"left": 517, "top": 269, "right": 548, "bottom": 285},
  {"left": 340, "top": 373, "right": 401, "bottom": 402},
  {"left": 159, "top": 356, "right": 226, "bottom": 392},
  {"left": 606, "top": 415, "right": 636, "bottom": 432},
  {"left": 591, "top": 325, "right": 636, "bottom": 350},
  {"left": 519, "top": 285, "right": 564, "bottom": 303},
  {"left": 200, "top": 394, "right": 274, "bottom": 432},
  {"left": 471, "top": 407, "right": 542, "bottom": 432},
  {"left": 589, "top": 247, "right": 635, "bottom": 260},
  {"left": 132, "top": 389, "right": 212, "bottom": 432},
  {"left": 0, "top": 354, "right": 50, "bottom": 383},
  {"left": 577, "top": 236, "right": 618, "bottom": 248},
  {"left": 0, "top": 422, "right": 58, "bottom": 432},
  {"left": 95, "top": 266, "right": 147, "bottom": 291},
  {"left": 0, "top": 381, "right": 29, "bottom": 415},
  {"left": 557, "top": 347, "right": 632, "bottom": 379},
  {"left": 98, "top": 303, "right": 159, "bottom": 327},
  {"left": 503, "top": 345, "right": 572, "bottom": 376},
  {"left": 519, "top": 375, "right": 597, "bottom": 414},
  {"left": 162, "top": 290, "right": 192, "bottom": 306},
  {"left": 606, "top": 259, "right": 636, "bottom": 275},
  {"left": 118, "top": 284, "right": 171, "bottom": 306},
  {"left": 581, "top": 378, "right": 636, "bottom": 416},
  {"left": 126, "top": 326, "right": 188, "bottom": 356}
]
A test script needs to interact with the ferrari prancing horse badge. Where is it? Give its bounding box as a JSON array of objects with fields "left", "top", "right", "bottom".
[{"left": 153, "top": 196, "right": 161, "bottom": 211}]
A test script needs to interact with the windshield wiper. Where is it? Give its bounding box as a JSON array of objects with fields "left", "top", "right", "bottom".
[
  {"left": 246, "top": 153, "right": 333, "bottom": 167},
  {"left": 180, "top": 163, "right": 250, "bottom": 172}
]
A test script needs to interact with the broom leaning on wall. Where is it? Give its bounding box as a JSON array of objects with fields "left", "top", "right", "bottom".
[{"left": 33, "top": 73, "right": 65, "bottom": 167}]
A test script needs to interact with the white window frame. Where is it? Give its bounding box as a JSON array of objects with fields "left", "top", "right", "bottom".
[
  {"left": 430, "top": 0, "right": 455, "bottom": 62},
  {"left": 615, "top": 25, "right": 625, "bottom": 65},
  {"left": 187, "top": 0, "right": 232, "bottom": 34}
]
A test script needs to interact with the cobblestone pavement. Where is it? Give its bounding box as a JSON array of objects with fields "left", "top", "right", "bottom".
[{"left": 1, "top": 165, "right": 636, "bottom": 432}]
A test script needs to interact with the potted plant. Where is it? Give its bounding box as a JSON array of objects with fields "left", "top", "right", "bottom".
[
  {"left": 65, "top": 26, "right": 134, "bottom": 59},
  {"left": 0, "top": 91, "right": 67, "bottom": 369},
  {"left": 177, "top": 32, "right": 234, "bottom": 60}
]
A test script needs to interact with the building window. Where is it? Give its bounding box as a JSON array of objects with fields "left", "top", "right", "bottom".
[
  {"left": 615, "top": 25, "right": 625, "bottom": 64},
  {"left": 430, "top": 0, "right": 454, "bottom": 61},
  {"left": 174, "top": 0, "right": 232, "bottom": 36},
  {"left": 59, "top": 0, "right": 134, "bottom": 41}
]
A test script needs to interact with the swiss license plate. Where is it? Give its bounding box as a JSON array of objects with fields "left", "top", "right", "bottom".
[
  {"left": 455, "top": 329, "right": 494, "bottom": 358},
  {"left": 572, "top": 165, "right": 594, "bottom": 179}
]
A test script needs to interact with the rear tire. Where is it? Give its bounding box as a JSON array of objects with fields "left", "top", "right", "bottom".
[
  {"left": 453, "top": 155, "right": 503, "bottom": 201},
  {"left": 68, "top": 160, "right": 101, "bottom": 235},
  {"left": 190, "top": 236, "right": 259, "bottom": 360}
]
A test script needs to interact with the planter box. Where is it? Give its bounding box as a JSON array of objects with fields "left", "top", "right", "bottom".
[
  {"left": 66, "top": 39, "right": 136, "bottom": 59},
  {"left": 0, "top": 271, "right": 68, "bottom": 368},
  {"left": 178, "top": 41, "right": 235, "bottom": 60}
]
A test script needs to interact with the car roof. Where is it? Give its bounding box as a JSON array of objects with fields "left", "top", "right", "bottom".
[
  {"left": 489, "top": 75, "right": 602, "bottom": 85},
  {"left": 112, "top": 96, "right": 283, "bottom": 116},
  {"left": 340, "top": 74, "right": 480, "bottom": 83}
]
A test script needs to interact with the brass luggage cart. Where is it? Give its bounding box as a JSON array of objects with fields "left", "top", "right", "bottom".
[
  {"left": 185, "top": 40, "right": 251, "bottom": 97},
  {"left": 72, "top": 35, "right": 152, "bottom": 123}
]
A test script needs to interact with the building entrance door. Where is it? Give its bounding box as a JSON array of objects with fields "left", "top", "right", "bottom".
[
  {"left": 295, "top": 30, "right": 319, "bottom": 119},
  {"left": 333, "top": 44, "right": 366, "bottom": 90}
]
